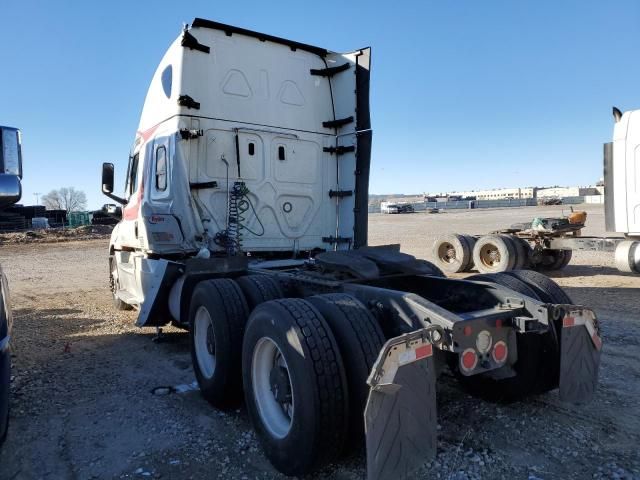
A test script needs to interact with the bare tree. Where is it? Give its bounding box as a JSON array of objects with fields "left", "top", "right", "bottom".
[{"left": 42, "top": 187, "right": 88, "bottom": 212}]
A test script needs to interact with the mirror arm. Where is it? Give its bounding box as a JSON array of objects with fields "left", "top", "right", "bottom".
[{"left": 102, "top": 190, "right": 128, "bottom": 206}]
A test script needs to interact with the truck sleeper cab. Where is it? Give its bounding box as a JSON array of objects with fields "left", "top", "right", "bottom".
[{"left": 101, "top": 20, "right": 602, "bottom": 480}]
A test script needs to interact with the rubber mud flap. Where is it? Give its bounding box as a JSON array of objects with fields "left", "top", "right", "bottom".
[
  {"left": 365, "top": 336, "right": 437, "bottom": 480},
  {"left": 559, "top": 309, "right": 602, "bottom": 404}
]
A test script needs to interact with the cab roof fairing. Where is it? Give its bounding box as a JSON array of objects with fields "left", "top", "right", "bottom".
[{"left": 137, "top": 35, "right": 186, "bottom": 134}]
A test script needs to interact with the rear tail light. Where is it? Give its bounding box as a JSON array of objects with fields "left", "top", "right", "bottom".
[
  {"left": 460, "top": 348, "right": 478, "bottom": 372},
  {"left": 492, "top": 340, "right": 508, "bottom": 363}
]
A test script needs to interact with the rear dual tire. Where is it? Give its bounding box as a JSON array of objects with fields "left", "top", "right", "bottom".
[
  {"left": 189, "top": 279, "right": 249, "bottom": 409},
  {"left": 472, "top": 235, "right": 517, "bottom": 273},
  {"left": 432, "top": 234, "right": 476, "bottom": 273},
  {"left": 243, "top": 298, "right": 349, "bottom": 475}
]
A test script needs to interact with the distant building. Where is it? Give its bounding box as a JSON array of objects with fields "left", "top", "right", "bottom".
[
  {"left": 426, "top": 187, "right": 536, "bottom": 201},
  {"left": 536, "top": 186, "right": 600, "bottom": 198}
]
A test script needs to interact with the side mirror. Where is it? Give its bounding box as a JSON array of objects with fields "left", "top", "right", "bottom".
[
  {"left": 102, "top": 162, "right": 115, "bottom": 193},
  {"left": 0, "top": 126, "right": 23, "bottom": 178},
  {"left": 101, "top": 162, "right": 127, "bottom": 205}
]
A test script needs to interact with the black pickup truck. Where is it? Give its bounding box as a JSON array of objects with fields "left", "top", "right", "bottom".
[{"left": 0, "top": 125, "right": 23, "bottom": 444}]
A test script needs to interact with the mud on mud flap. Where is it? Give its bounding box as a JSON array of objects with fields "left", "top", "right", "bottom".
[
  {"left": 364, "top": 329, "right": 437, "bottom": 480},
  {"left": 559, "top": 307, "right": 602, "bottom": 403}
]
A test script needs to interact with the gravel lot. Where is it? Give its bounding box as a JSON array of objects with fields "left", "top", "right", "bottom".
[{"left": 0, "top": 204, "right": 639, "bottom": 480}]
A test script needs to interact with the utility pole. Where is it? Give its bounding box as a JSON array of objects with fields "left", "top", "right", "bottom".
[{"left": 34, "top": 192, "right": 41, "bottom": 205}]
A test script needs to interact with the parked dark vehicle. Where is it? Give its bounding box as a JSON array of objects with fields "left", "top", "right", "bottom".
[
  {"left": 0, "top": 267, "right": 12, "bottom": 444},
  {"left": 0, "top": 125, "right": 23, "bottom": 446}
]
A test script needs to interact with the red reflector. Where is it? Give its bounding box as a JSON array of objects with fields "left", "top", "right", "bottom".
[
  {"left": 463, "top": 325, "right": 473, "bottom": 336},
  {"left": 563, "top": 317, "right": 576, "bottom": 328},
  {"left": 495, "top": 319, "right": 503, "bottom": 329},
  {"left": 461, "top": 349, "right": 477, "bottom": 371},
  {"left": 415, "top": 344, "right": 433, "bottom": 360},
  {"left": 492, "top": 341, "right": 508, "bottom": 363}
]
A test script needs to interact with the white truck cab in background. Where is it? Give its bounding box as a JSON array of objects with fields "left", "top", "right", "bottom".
[
  {"left": 606, "top": 107, "right": 640, "bottom": 271},
  {"left": 607, "top": 107, "right": 640, "bottom": 238}
]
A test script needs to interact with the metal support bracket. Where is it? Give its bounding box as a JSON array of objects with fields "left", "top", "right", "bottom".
[
  {"left": 180, "top": 128, "right": 204, "bottom": 140},
  {"left": 181, "top": 30, "right": 211, "bottom": 53},
  {"left": 178, "top": 95, "right": 200, "bottom": 110},
  {"left": 190, "top": 181, "right": 218, "bottom": 190},
  {"left": 322, "top": 235, "right": 352, "bottom": 245},
  {"left": 323, "top": 116, "right": 354, "bottom": 129},
  {"left": 329, "top": 189, "right": 353, "bottom": 198},
  {"left": 310, "top": 62, "right": 350, "bottom": 77},
  {"left": 323, "top": 145, "right": 355, "bottom": 155}
]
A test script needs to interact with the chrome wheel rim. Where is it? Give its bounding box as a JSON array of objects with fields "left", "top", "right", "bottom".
[
  {"left": 480, "top": 245, "right": 500, "bottom": 267},
  {"left": 194, "top": 306, "right": 216, "bottom": 379},
  {"left": 252, "top": 337, "right": 294, "bottom": 439},
  {"left": 438, "top": 242, "right": 457, "bottom": 264}
]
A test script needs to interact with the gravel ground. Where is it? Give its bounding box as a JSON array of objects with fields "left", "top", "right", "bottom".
[{"left": 0, "top": 204, "right": 639, "bottom": 480}]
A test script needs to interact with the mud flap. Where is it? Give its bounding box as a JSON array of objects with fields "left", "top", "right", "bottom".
[
  {"left": 364, "top": 330, "right": 437, "bottom": 480},
  {"left": 559, "top": 308, "right": 602, "bottom": 403}
]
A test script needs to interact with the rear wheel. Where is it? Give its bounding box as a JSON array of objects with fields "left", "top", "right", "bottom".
[
  {"left": 472, "top": 235, "right": 516, "bottom": 273},
  {"left": 243, "top": 299, "right": 348, "bottom": 475},
  {"left": 189, "top": 279, "right": 249, "bottom": 408},
  {"left": 511, "top": 237, "right": 531, "bottom": 270},
  {"left": 306, "top": 294, "right": 385, "bottom": 451},
  {"left": 432, "top": 234, "right": 473, "bottom": 273},
  {"left": 236, "top": 275, "right": 284, "bottom": 310},
  {"left": 505, "top": 270, "right": 572, "bottom": 304}
]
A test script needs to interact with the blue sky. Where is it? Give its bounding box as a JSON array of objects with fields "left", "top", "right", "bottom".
[{"left": 1, "top": 1, "right": 638, "bottom": 209}]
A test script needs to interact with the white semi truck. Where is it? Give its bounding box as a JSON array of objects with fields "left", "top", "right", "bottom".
[
  {"left": 101, "top": 19, "right": 603, "bottom": 480},
  {"left": 432, "top": 107, "right": 640, "bottom": 275}
]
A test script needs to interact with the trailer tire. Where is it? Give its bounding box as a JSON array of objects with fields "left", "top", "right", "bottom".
[
  {"left": 236, "top": 275, "right": 284, "bottom": 311},
  {"left": 557, "top": 249, "right": 573, "bottom": 269},
  {"left": 432, "top": 234, "right": 472, "bottom": 273},
  {"left": 472, "top": 235, "right": 516, "bottom": 273},
  {"left": 306, "top": 294, "right": 385, "bottom": 451},
  {"left": 189, "top": 279, "right": 249, "bottom": 409},
  {"left": 461, "top": 235, "right": 477, "bottom": 271},
  {"left": 505, "top": 270, "right": 572, "bottom": 304},
  {"left": 109, "top": 256, "right": 133, "bottom": 311},
  {"left": 537, "top": 249, "right": 568, "bottom": 271},
  {"left": 243, "top": 299, "right": 348, "bottom": 475},
  {"left": 511, "top": 237, "right": 530, "bottom": 270},
  {"left": 615, "top": 240, "right": 640, "bottom": 273}
]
